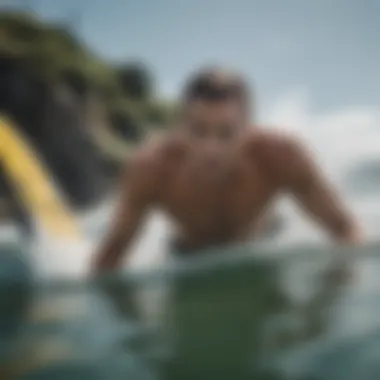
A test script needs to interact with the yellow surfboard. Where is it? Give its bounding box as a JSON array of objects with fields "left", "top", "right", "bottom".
[{"left": 0, "top": 115, "right": 81, "bottom": 239}]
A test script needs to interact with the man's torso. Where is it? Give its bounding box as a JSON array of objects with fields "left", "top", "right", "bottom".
[{"left": 144, "top": 130, "right": 284, "bottom": 251}]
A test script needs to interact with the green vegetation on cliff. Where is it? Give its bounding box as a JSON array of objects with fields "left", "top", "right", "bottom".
[
  {"left": 0, "top": 10, "right": 181, "bottom": 212},
  {"left": 0, "top": 11, "right": 177, "bottom": 148}
]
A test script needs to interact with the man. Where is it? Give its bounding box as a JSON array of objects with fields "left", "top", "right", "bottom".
[{"left": 93, "top": 67, "right": 363, "bottom": 273}]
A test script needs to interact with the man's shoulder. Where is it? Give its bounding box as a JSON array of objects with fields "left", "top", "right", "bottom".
[
  {"left": 246, "top": 126, "right": 308, "bottom": 172},
  {"left": 123, "top": 136, "right": 170, "bottom": 194},
  {"left": 247, "top": 126, "right": 300, "bottom": 153},
  {"left": 128, "top": 131, "right": 186, "bottom": 174}
]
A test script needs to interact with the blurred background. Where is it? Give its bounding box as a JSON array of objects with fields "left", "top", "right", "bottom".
[{"left": 0, "top": 0, "right": 380, "bottom": 379}]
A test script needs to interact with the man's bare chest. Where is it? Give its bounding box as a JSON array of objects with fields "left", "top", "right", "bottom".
[{"left": 158, "top": 160, "right": 276, "bottom": 234}]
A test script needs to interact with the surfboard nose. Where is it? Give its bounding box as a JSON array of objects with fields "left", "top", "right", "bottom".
[{"left": 0, "top": 116, "right": 82, "bottom": 240}]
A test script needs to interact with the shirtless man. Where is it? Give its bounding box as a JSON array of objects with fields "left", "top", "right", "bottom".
[{"left": 93, "top": 67, "right": 363, "bottom": 273}]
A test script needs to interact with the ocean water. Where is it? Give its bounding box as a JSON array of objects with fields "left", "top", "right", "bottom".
[
  {"left": 10, "top": 232, "right": 380, "bottom": 380},
  {"left": 16, "top": 188, "right": 379, "bottom": 377},
  {"left": 3, "top": 100, "right": 380, "bottom": 379}
]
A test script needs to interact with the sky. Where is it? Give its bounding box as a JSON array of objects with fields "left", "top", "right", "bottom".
[
  {"left": 2, "top": 0, "right": 380, "bottom": 273},
  {"left": 2, "top": 0, "right": 380, "bottom": 113},
  {"left": 2, "top": 0, "right": 376, "bottom": 180}
]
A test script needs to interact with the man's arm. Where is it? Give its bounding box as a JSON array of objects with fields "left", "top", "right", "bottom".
[
  {"left": 92, "top": 153, "right": 156, "bottom": 273},
  {"left": 279, "top": 136, "right": 363, "bottom": 244}
]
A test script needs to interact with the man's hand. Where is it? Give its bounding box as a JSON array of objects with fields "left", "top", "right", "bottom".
[
  {"left": 324, "top": 259, "right": 353, "bottom": 285},
  {"left": 254, "top": 210, "right": 285, "bottom": 240}
]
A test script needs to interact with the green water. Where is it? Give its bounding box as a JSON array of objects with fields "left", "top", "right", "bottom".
[{"left": 1, "top": 242, "right": 380, "bottom": 379}]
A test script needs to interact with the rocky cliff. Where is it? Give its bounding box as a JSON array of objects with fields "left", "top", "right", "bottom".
[{"left": 0, "top": 11, "right": 177, "bottom": 225}]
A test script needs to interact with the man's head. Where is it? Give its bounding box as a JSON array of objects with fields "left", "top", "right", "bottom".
[{"left": 180, "top": 67, "right": 251, "bottom": 143}]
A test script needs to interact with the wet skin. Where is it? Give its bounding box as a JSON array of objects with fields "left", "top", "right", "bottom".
[{"left": 94, "top": 99, "right": 362, "bottom": 271}]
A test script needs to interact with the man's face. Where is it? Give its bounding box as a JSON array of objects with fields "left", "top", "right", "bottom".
[
  {"left": 182, "top": 98, "right": 247, "bottom": 169},
  {"left": 184, "top": 98, "right": 245, "bottom": 141}
]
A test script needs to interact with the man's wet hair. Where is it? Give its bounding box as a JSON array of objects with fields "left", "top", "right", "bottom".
[{"left": 182, "top": 67, "right": 250, "bottom": 109}]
